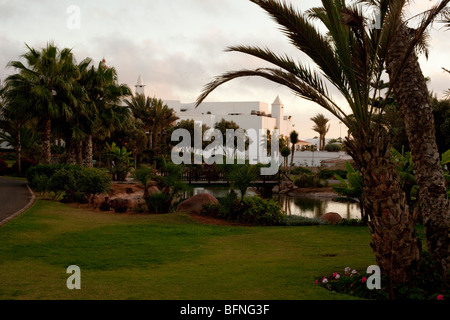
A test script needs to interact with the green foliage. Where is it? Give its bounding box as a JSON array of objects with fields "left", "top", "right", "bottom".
[
  {"left": 318, "top": 168, "right": 347, "bottom": 180},
  {"left": 332, "top": 162, "right": 363, "bottom": 199},
  {"left": 145, "top": 192, "right": 171, "bottom": 214},
  {"left": 30, "top": 174, "right": 50, "bottom": 196},
  {"left": 27, "top": 164, "right": 110, "bottom": 202},
  {"left": 48, "top": 167, "right": 78, "bottom": 200},
  {"left": 290, "top": 166, "right": 312, "bottom": 175},
  {"left": 227, "top": 164, "right": 258, "bottom": 200},
  {"left": 133, "top": 164, "right": 154, "bottom": 196},
  {"left": 317, "top": 251, "right": 450, "bottom": 300},
  {"left": 76, "top": 168, "right": 111, "bottom": 197},
  {"left": 324, "top": 143, "right": 341, "bottom": 152},
  {"left": 240, "top": 196, "right": 285, "bottom": 225},
  {"left": 201, "top": 194, "right": 285, "bottom": 226},
  {"left": 104, "top": 142, "right": 133, "bottom": 181},
  {"left": 294, "top": 174, "right": 322, "bottom": 188}
]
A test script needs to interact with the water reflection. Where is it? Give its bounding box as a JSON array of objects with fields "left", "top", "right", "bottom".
[{"left": 182, "top": 187, "right": 361, "bottom": 220}]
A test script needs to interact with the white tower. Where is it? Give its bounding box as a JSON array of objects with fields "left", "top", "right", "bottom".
[
  {"left": 271, "top": 95, "right": 284, "bottom": 134},
  {"left": 135, "top": 75, "right": 145, "bottom": 96}
]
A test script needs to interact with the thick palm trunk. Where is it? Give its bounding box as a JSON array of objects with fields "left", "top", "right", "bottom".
[
  {"left": 76, "top": 140, "right": 83, "bottom": 166},
  {"left": 42, "top": 118, "right": 52, "bottom": 164},
  {"left": 84, "top": 134, "right": 94, "bottom": 168},
  {"left": 65, "top": 135, "right": 76, "bottom": 165},
  {"left": 386, "top": 25, "right": 450, "bottom": 276},
  {"left": 346, "top": 128, "right": 420, "bottom": 289}
]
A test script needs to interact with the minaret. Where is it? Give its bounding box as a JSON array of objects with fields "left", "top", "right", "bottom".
[
  {"left": 271, "top": 95, "right": 284, "bottom": 134},
  {"left": 135, "top": 75, "right": 145, "bottom": 96}
]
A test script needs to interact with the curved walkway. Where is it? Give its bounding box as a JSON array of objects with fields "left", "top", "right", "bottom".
[{"left": 0, "top": 176, "right": 35, "bottom": 226}]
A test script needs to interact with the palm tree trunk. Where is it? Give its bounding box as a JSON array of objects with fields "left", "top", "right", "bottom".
[
  {"left": 386, "top": 24, "right": 450, "bottom": 276},
  {"left": 346, "top": 128, "right": 420, "bottom": 290},
  {"left": 15, "top": 124, "right": 22, "bottom": 176},
  {"left": 42, "top": 118, "right": 52, "bottom": 164},
  {"left": 76, "top": 141, "right": 83, "bottom": 166},
  {"left": 84, "top": 134, "right": 94, "bottom": 168},
  {"left": 65, "top": 135, "right": 76, "bottom": 165}
]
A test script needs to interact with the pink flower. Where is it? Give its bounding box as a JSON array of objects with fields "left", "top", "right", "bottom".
[
  {"left": 314, "top": 280, "right": 318, "bottom": 284},
  {"left": 361, "top": 277, "right": 367, "bottom": 283},
  {"left": 322, "top": 278, "right": 328, "bottom": 284},
  {"left": 437, "top": 295, "right": 444, "bottom": 300}
]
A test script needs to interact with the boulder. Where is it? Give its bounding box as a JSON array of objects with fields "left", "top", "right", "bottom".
[
  {"left": 176, "top": 193, "right": 219, "bottom": 214},
  {"left": 321, "top": 212, "right": 343, "bottom": 224}
]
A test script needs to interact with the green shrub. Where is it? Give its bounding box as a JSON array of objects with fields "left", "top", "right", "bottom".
[
  {"left": 32, "top": 174, "right": 50, "bottom": 196},
  {"left": 318, "top": 169, "right": 347, "bottom": 180},
  {"left": 27, "top": 164, "right": 82, "bottom": 188},
  {"left": 201, "top": 194, "right": 285, "bottom": 225},
  {"left": 76, "top": 168, "right": 111, "bottom": 198},
  {"left": 48, "top": 168, "right": 78, "bottom": 200},
  {"left": 145, "top": 192, "right": 172, "bottom": 213},
  {"left": 324, "top": 143, "right": 341, "bottom": 152},
  {"left": 291, "top": 166, "right": 312, "bottom": 175},
  {"left": 240, "top": 196, "right": 285, "bottom": 225},
  {"left": 294, "top": 174, "right": 322, "bottom": 188}
]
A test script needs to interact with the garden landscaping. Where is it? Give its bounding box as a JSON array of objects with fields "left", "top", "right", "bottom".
[{"left": 0, "top": 199, "right": 376, "bottom": 300}]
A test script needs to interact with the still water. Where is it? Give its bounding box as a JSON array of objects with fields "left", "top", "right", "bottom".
[{"left": 183, "top": 187, "right": 361, "bottom": 220}]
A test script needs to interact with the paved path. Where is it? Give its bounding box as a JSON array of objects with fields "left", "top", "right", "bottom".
[{"left": 0, "top": 176, "right": 35, "bottom": 226}]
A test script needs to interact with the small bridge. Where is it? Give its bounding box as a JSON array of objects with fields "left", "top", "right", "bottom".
[{"left": 180, "top": 167, "right": 283, "bottom": 188}]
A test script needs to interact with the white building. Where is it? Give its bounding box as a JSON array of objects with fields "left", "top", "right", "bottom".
[{"left": 133, "top": 75, "right": 295, "bottom": 137}]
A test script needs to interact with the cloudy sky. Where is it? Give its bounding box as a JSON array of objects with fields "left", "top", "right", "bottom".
[{"left": 0, "top": 0, "right": 449, "bottom": 139}]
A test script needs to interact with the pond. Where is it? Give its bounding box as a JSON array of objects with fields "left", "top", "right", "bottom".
[{"left": 182, "top": 187, "right": 361, "bottom": 220}]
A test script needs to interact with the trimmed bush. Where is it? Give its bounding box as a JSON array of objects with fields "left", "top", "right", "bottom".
[
  {"left": 325, "top": 143, "right": 341, "bottom": 152},
  {"left": 76, "top": 168, "right": 111, "bottom": 198},
  {"left": 201, "top": 194, "right": 285, "bottom": 225}
]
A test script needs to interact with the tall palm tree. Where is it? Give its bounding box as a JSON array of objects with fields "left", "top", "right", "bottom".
[
  {"left": 6, "top": 43, "right": 79, "bottom": 164},
  {"left": 125, "top": 94, "right": 178, "bottom": 153},
  {"left": 196, "top": 0, "right": 422, "bottom": 288},
  {"left": 310, "top": 113, "right": 330, "bottom": 150},
  {"left": 89, "top": 60, "right": 131, "bottom": 166},
  {"left": 289, "top": 130, "right": 299, "bottom": 165},
  {"left": 370, "top": 0, "right": 450, "bottom": 276},
  {"left": 0, "top": 75, "right": 35, "bottom": 175}
]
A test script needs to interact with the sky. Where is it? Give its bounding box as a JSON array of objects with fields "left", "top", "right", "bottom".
[{"left": 0, "top": 0, "right": 449, "bottom": 139}]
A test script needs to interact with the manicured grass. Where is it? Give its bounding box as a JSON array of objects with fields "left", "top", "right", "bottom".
[{"left": 0, "top": 200, "right": 376, "bottom": 300}]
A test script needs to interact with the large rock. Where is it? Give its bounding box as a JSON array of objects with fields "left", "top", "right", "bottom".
[
  {"left": 321, "top": 212, "right": 343, "bottom": 224},
  {"left": 176, "top": 193, "right": 219, "bottom": 214}
]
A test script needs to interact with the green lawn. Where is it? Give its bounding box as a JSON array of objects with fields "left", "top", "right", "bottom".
[{"left": 0, "top": 200, "right": 376, "bottom": 300}]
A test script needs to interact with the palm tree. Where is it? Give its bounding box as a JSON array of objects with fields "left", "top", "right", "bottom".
[
  {"left": 0, "top": 76, "right": 35, "bottom": 175},
  {"left": 310, "top": 113, "right": 330, "bottom": 150},
  {"left": 373, "top": 0, "right": 450, "bottom": 276},
  {"left": 196, "top": 0, "right": 422, "bottom": 288},
  {"left": 89, "top": 60, "right": 131, "bottom": 166},
  {"left": 6, "top": 43, "right": 79, "bottom": 164},
  {"left": 289, "top": 130, "right": 299, "bottom": 165},
  {"left": 125, "top": 94, "right": 178, "bottom": 154}
]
